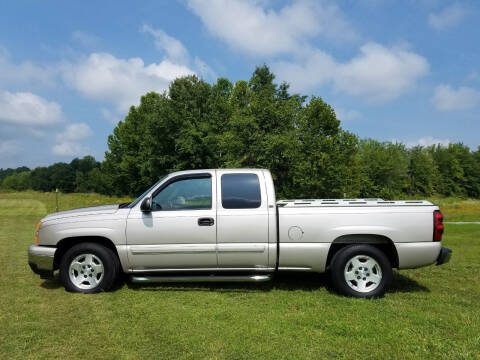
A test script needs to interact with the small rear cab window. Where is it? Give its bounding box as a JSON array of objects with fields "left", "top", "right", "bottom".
[{"left": 221, "top": 173, "right": 261, "bottom": 209}]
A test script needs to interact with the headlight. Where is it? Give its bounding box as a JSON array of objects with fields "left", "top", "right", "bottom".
[{"left": 34, "top": 221, "right": 42, "bottom": 244}]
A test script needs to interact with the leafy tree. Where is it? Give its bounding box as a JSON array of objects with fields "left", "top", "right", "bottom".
[
  {"left": 104, "top": 95, "right": 160, "bottom": 196},
  {"left": 0, "top": 166, "right": 30, "bottom": 183},
  {"left": 71, "top": 156, "right": 99, "bottom": 174},
  {"left": 430, "top": 144, "right": 465, "bottom": 196},
  {"left": 471, "top": 146, "right": 480, "bottom": 198},
  {"left": 3, "top": 66, "right": 480, "bottom": 201},
  {"left": 2, "top": 171, "right": 31, "bottom": 191},
  {"left": 75, "top": 168, "right": 109, "bottom": 194},
  {"left": 220, "top": 67, "right": 303, "bottom": 197},
  {"left": 407, "top": 146, "right": 437, "bottom": 195},
  {"left": 30, "top": 167, "right": 53, "bottom": 192},
  {"left": 289, "top": 96, "right": 360, "bottom": 198},
  {"left": 358, "top": 140, "right": 409, "bottom": 199},
  {"left": 49, "top": 163, "right": 75, "bottom": 193}
]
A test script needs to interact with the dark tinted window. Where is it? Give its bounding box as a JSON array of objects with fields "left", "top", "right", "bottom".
[{"left": 221, "top": 173, "right": 261, "bottom": 209}]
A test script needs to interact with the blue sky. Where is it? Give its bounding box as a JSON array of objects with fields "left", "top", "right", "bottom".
[{"left": 0, "top": 0, "right": 479, "bottom": 168}]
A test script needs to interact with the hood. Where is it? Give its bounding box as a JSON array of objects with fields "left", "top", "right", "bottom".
[{"left": 42, "top": 204, "right": 120, "bottom": 222}]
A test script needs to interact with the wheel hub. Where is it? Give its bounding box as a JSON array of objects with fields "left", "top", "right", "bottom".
[
  {"left": 344, "top": 254, "right": 382, "bottom": 293},
  {"left": 68, "top": 253, "right": 104, "bottom": 290}
]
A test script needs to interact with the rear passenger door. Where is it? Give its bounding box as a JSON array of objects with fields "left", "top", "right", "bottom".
[{"left": 216, "top": 170, "right": 270, "bottom": 269}]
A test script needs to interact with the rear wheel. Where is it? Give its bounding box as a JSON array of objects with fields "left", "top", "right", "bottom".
[
  {"left": 59, "top": 242, "right": 119, "bottom": 293},
  {"left": 330, "top": 244, "right": 392, "bottom": 298}
]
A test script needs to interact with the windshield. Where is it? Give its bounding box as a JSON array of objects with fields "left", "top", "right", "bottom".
[{"left": 128, "top": 176, "right": 167, "bottom": 208}]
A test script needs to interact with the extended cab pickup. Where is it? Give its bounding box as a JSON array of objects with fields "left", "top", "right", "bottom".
[{"left": 28, "top": 169, "right": 451, "bottom": 298}]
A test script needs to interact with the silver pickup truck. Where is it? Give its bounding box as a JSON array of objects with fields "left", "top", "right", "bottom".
[{"left": 28, "top": 169, "right": 451, "bottom": 298}]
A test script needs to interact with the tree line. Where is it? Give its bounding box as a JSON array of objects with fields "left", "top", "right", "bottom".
[{"left": 1, "top": 66, "right": 479, "bottom": 200}]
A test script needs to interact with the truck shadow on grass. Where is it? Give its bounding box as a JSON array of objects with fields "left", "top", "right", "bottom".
[
  {"left": 39, "top": 271, "right": 429, "bottom": 294},
  {"left": 123, "top": 271, "right": 429, "bottom": 295}
]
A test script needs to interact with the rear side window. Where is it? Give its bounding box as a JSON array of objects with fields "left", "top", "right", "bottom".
[{"left": 221, "top": 173, "right": 261, "bottom": 209}]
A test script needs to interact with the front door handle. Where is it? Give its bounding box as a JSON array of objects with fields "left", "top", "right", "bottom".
[{"left": 198, "top": 217, "right": 215, "bottom": 226}]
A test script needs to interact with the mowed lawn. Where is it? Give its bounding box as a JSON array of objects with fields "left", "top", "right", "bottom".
[{"left": 0, "top": 192, "right": 479, "bottom": 359}]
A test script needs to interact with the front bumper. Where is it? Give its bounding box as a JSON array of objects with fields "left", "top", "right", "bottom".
[
  {"left": 436, "top": 246, "right": 452, "bottom": 265},
  {"left": 28, "top": 245, "right": 56, "bottom": 279}
]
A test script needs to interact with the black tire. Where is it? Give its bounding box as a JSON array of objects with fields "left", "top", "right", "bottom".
[
  {"left": 330, "top": 244, "right": 392, "bottom": 298},
  {"left": 59, "top": 242, "right": 120, "bottom": 293}
]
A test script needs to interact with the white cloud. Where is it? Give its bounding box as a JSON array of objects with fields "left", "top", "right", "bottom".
[
  {"left": 72, "top": 31, "right": 100, "bottom": 47},
  {"left": 405, "top": 136, "right": 451, "bottom": 148},
  {"left": 51, "top": 141, "right": 89, "bottom": 157},
  {"left": 61, "top": 52, "right": 194, "bottom": 112},
  {"left": 52, "top": 123, "right": 92, "bottom": 156},
  {"left": 0, "top": 91, "right": 63, "bottom": 126},
  {"left": 334, "top": 43, "right": 429, "bottom": 102},
  {"left": 0, "top": 48, "right": 55, "bottom": 87},
  {"left": 335, "top": 107, "right": 361, "bottom": 122},
  {"left": 186, "top": 1, "right": 427, "bottom": 102},
  {"left": 142, "top": 25, "right": 189, "bottom": 63},
  {"left": 100, "top": 108, "right": 121, "bottom": 124},
  {"left": 428, "top": 3, "right": 467, "bottom": 30},
  {"left": 194, "top": 57, "right": 217, "bottom": 79},
  {"left": 272, "top": 49, "right": 336, "bottom": 92},
  {"left": 273, "top": 43, "right": 429, "bottom": 102},
  {"left": 0, "top": 139, "right": 20, "bottom": 158},
  {"left": 466, "top": 71, "right": 479, "bottom": 82},
  {"left": 56, "top": 123, "right": 92, "bottom": 141},
  {"left": 142, "top": 25, "right": 215, "bottom": 80},
  {"left": 186, "top": 0, "right": 357, "bottom": 57},
  {"left": 431, "top": 84, "right": 480, "bottom": 111}
]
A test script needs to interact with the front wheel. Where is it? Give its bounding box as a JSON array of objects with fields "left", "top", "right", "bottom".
[
  {"left": 330, "top": 245, "right": 392, "bottom": 298},
  {"left": 59, "top": 242, "right": 119, "bottom": 293}
]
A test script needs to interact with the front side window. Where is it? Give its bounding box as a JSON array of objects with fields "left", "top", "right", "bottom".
[
  {"left": 221, "top": 173, "right": 261, "bottom": 209},
  {"left": 152, "top": 177, "right": 212, "bottom": 211}
]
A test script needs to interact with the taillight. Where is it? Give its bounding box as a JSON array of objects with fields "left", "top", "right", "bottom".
[{"left": 433, "top": 210, "right": 444, "bottom": 241}]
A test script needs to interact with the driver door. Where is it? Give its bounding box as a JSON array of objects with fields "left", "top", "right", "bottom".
[{"left": 126, "top": 172, "right": 217, "bottom": 270}]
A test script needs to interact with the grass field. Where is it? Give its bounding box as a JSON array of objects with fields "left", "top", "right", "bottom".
[
  {"left": 424, "top": 197, "right": 480, "bottom": 222},
  {"left": 0, "top": 192, "right": 479, "bottom": 359}
]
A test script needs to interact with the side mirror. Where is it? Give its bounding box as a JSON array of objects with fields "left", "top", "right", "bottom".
[{"left": 140, "top": 196, "right": 152, "bottom": 212}]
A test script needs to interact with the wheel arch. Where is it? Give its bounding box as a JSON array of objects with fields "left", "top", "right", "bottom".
[
  {"left": 326, "top": 234, "right": 399, "bottom": 269},
  {"left": 53, "top": 236, "right": 119, "bottom": 270}
]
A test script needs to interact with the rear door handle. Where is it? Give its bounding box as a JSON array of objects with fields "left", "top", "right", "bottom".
[{"left": 198, "top": 217, "right": 215, "bottom": 226}]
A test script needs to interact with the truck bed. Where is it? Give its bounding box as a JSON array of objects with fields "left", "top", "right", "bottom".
[
  {"left": 277, "top": 198, "right": 434, "bottom": 207},
  {"left": 276, "top": 198, "right": 439, "bottom": 272}
]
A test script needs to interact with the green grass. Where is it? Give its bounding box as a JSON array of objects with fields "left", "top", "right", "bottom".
[
  {"left": 0, "top": 190, "right": 132, "bottom": 214},
  {"left": 0, "top": 192, "right": 479, "bottom": 359}
]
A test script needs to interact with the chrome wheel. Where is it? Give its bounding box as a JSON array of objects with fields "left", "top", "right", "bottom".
[
  {"left": 344, "top": 254, "right": 382, "bottom": 293},
  {"left": 68, "top": 253, "right": 104, "bottom": 290}
]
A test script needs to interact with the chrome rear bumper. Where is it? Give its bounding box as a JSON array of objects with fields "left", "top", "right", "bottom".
[{"left": 28, "top": 245, "right": 56, "bottom": 279}]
